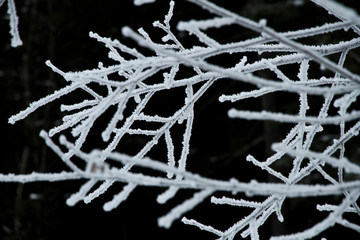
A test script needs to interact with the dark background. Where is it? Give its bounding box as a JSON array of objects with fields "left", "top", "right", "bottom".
[{"left": 1, "top": 0, "right": 360, "bottom": 239}]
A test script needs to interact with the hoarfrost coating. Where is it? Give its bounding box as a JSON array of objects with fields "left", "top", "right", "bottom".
[
  {"left": 1, "top": 0, "right": 22, "bottom": 47},
  {"left": 3, "top": 0, "right": 360, "bottom": 239}
]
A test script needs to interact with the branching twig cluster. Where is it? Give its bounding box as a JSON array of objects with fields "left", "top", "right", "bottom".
[{"left": 3, "top": 0, "right": 360, "bottom": 239}]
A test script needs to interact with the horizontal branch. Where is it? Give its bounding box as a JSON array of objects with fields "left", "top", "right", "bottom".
[
  {"left": 1, "top": 163, "right": 359, "bottom": 198},
  {"left": 228, "top": 109, "right": 360, "bottom": 125},
  {"left": 0, "top": 171, "right": 81, "bottom": 183}
]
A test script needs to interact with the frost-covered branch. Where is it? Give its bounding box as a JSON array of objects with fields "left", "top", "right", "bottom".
[
  {"left": 4, "top": 0, "right": 360, "bottom": 239},
  {"left": 1, "top": 0, "right": 22, "bottom": 47}
]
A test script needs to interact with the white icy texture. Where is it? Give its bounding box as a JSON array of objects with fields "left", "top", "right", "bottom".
[
  {"left": 133, "top": 0, "right": 155, "bottom": 6},
  {"left": 4, "top": 0, "right": 360, "bottom": 239},
  {"left": 311, "top": 0, "right": 360, "bottom": 25},
  {"left": 3, "top": 0, "right": 22, "bottom": 47}
]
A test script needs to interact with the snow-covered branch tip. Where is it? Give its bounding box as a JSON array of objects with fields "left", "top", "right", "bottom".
[{"left": 2, "top": 0, "right": 22, "bottom": 47}]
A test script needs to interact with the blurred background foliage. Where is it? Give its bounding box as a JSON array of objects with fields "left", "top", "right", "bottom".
[{"left": 1, "top": 0, "right": 359, "bottom": 239}]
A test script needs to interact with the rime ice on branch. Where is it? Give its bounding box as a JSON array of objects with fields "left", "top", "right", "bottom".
[
  {"left": 1, "top": 0, "right": 22, "bottom": 47},
  {"left": 5, "top": 0, "right": 360, "bottom": 239}
]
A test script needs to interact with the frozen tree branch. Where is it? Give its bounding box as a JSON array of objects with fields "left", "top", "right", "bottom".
[
  {"left": 4, "top": 0, "right": 360, "bottom": 239},
  {"left": 1, "top": 0, "right": 22, "bottom": 47}
]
